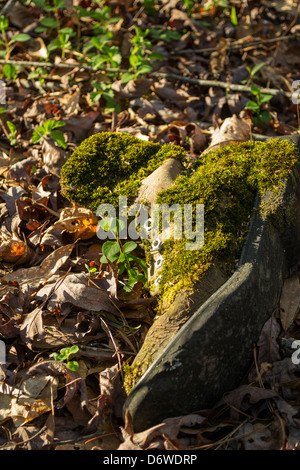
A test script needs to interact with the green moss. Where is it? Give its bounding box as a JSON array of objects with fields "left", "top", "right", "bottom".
[
  {"left": 60, "top": 133, "right": 299, "bottom": 314},
  {"left": 154, "top": 139, "right": 299, "bottom": 307},
  {"left": 60, "top": 132, "right": 185, "bottom": 212},
  {"left": 123, "top": 357, "right": 152, "bottom": 396}
]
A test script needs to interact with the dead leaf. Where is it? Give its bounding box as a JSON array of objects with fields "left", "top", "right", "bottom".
[
  {"left": 35, "top": 272, "right": 118, "bottom": 313},
  {"left": 280, "top": 273, "right": 300, "bottom": 331},
  {"left": 27, "top": 37, "right": 48, "bottom": 59},
  {"left": 112, "top": 78, "right": 153, "bottom": 99},
  {"left": 202, "top": 115, "right": 251, "bottom": 155},
  {"left": 48, "top": 206, "right": 98, "bottom": 241},
  {"left": 42, "top": 137, "right": 69, "bottom": 177},
  {"left": 25, "top": 360, "right": 88, "bottom": 410},
  {"left": 256, "top": 316, "right": 282, "bottom": 366},
  {"left": 2, "top": 243, "right": 74, "bottom": 293},
  {"left": 0, "top": 238, "right": 33, "bottom": 265}
]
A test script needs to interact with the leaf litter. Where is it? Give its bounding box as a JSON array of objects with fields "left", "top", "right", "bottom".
[{"left": 0, "top": 0, "right": 300, "bottom": 451}]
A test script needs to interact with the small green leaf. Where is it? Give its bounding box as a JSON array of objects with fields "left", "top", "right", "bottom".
[
  {"left": 246, "top": 100, "right": 260, "bottom": 113},
  {"left": 118, "top": 252, "right": 126, "bottom": 263},
  {"left": 260, "top": 93, "right": 273, "bottom": 103},
  {"left": 50, "top": 130, "right": 67, "bottom": 149},
  {"left": 251, "top": 62, "right": 265, "bottom": 76},
  {"left": 67, "top": 361, "right": 79, "bottom": 371},
  {"left": 9, "top": 33, "right": 31, "bottom": 44},
  {"left": 123, "top": 241, "right": 137, "bottom": 254},
  {"left": 32, "top": 127, "right": 45, "bottom": 143},
  {"left": 68, "top": 345, "right": 79, "bottom": 355},
  {"left": 121, "top": 72, "right": 135, "bottom": 83},
  {"left": 40, "top": 17, "right": 58, "bottom": 28},
  {"left": 3, "top": 64, "right": 17, "bottom": 80},
  {"left": 137, "top": 64, "right": 152, "bottom": 75},
  {"left": 6, "top": 121, "right": 16, "bottom": 133},
  {"left": 250, "top": 85, "right": 260, "bottom": 96},
  {"left": 102, "top": 241, "right": 120, "bottom": 262},
  {"left": 230, "top": 6, "right": 238, "bottom": 26}
]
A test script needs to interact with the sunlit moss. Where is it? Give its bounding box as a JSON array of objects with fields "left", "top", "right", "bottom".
[
  {"left": 154, "top": 139, "right": 299, "bottom": 308},
  {"left": 60, "top": 131, "right": 185, "bottom": 211}
]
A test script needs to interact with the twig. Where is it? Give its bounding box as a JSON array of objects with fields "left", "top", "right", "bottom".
[
  {"left": 171, "top": 32, "right": 300, "bottom": 56},
  {"left": 152, "top": 72, "right": 293, "bottom": 98},
  {"left": 0, "top": 61, "right": 293, "bottom": 98},
  {"left": 0, "top": 0, "right": 17, "bottom": 16}
]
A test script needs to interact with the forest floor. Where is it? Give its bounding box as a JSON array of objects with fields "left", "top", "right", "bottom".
[{"left": 1, "top": 0, "right": 300, "bottom": 451}]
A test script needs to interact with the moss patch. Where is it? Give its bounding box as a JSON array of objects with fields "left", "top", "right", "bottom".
[
  {"left": 60, "top": 132, "right": 185, "bottom": 212},
  {"left": 60, "top": 133, "right": 299, "bottom": 394},
  {"left": 155, "top": 139, "right": 299, "bottom": 307}
]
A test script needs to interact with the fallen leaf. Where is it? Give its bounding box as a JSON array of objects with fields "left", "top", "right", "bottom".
[
  {"left": 280, "top": 273, "right": 300, "bottom": 331},
  {"left": 35, "top": 272, "right": 118, "bottom": 313},
  {"left": 2, "top": 243, "right": 74, "bottom": 293}
]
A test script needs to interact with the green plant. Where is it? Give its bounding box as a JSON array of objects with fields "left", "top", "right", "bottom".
[
  {"left": 203, "top": 0, "right": 229, "bottom": 11},
  {"left": 90, "top": 81, "right": 120, "bottom": 114},
  {"left": 0, "top": 15, "right": 31, "bottom": 60},
  {"left": 246, "top": 85, "right": 272, "bottom": 126},
  {"left": 33, "top": 0, "right": 67, "bottom": 35},
  {"left": 230, "top": 6, "right": 238, "bottom": 26},
  {"left": 2, "top": 63, "right": 17, "bottom": 80},
  {"left": 99, "top": 217, "right": 148, "bottom": 293},
  {"left": 47, "top": 27, "right": 75, "bottom": 59},
  {"left": 81, "top": 4, "right": 121, "bottom": 56},
  {"left": 27, "top": 67, "right": 48, "bottom": 92},
  {"left": 88, "top": 41, "right": 122, "bottom": 71},
  {"left": 122, "top": 26, "right": 164, "bottom": 83},
  {"left": 6, "top": 121, "right": 17, "bottom": 146},
  {"left": 49, "top": 345, "right": 79, "bottom": 371},
  {"left": 32, "top": 119, "right": 67, "bottom": 149},
  {"left": 241, "top": 62, "right": 266, "bottom": 85},
  {"left": 149, "top": 28, "right": 181, "bottom": 43}
]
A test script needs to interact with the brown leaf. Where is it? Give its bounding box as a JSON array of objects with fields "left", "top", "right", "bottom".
[
  {"left": 19, "top": 306, "right": 44, "bottom": 345},
  {"left": 48, "top": 206, "right": 98, "bottom": 241},
  {"left": 118, "top": 411, "right": 206, "bottom": 450},
  {"left": 2, "top": 244, "right": 74, "bottom": 293},
  {"left": 256, "top": 316, "right": 282, "bottom": 366},
  {"left": 112, "top": 78, "right": 153, "bottom": 99},
  {"left": 42, "top": 138, "right": 69, "bottom": 177},
  {"left": 202, "top": 115, "right": 251, "bottom": 155},
  {"left": 223, "top": 384, "right": 279, "bottom": 420},
  {"left": 35, "top": 273, "right": 118, "bottom": 313},
  {"left": 280, "top": 273, "right": 300, "bottom": 331},
  {"left": 0, "top": 238, "right": 33, "bottom": 265},
  {"left": 25, "top": 360, "right": 88, "bottom": 410}
]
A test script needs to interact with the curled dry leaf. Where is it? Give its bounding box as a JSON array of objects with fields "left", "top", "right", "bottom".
[
  {"left": 0, "top": 238, "right": 33, "bottom": 265},
  {"left": 280, "top": 273, "right": 300, "bottom": 332},
  {"left": 27, "top": 37, "right": 48, "bottom": 59},
  {"left": 42, "top": 138, "right": 69, "bottom": 177},
  {"left": 202, "top": 115, "right": 251, "bottom": 155},
  {"left": 47, "top": 206, "right": 98, "bottom": 241},
  {"left": 2, "top": 243, "right": 74, "bottom": 293},
  {"left": 35, "top": 272, "right": 118, "bottom": 313},
  {"left": 0, "top": 375, "right": 57, "bottom": 426},
  {"left": 118, "top": 410, "right": 206, "bottom": 450},
  {"left": 25, "top": 360, "right": 88, "bottom": 410},
  {"left": 112, "top": 78, "right": 153, "bottom": 99}
]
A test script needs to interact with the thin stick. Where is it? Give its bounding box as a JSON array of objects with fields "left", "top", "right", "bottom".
[
  {"left": 152, "top": 72, "right": 293, "bottom": 98},
  {"left": 0, "top": 61, "right": 294, "bottom": 98},
  {"left": 0, "top": 0, "right": 17, "bottom": 16},
  {"left": 171, "top": 32, "right": 300, "bottom": 56}
]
